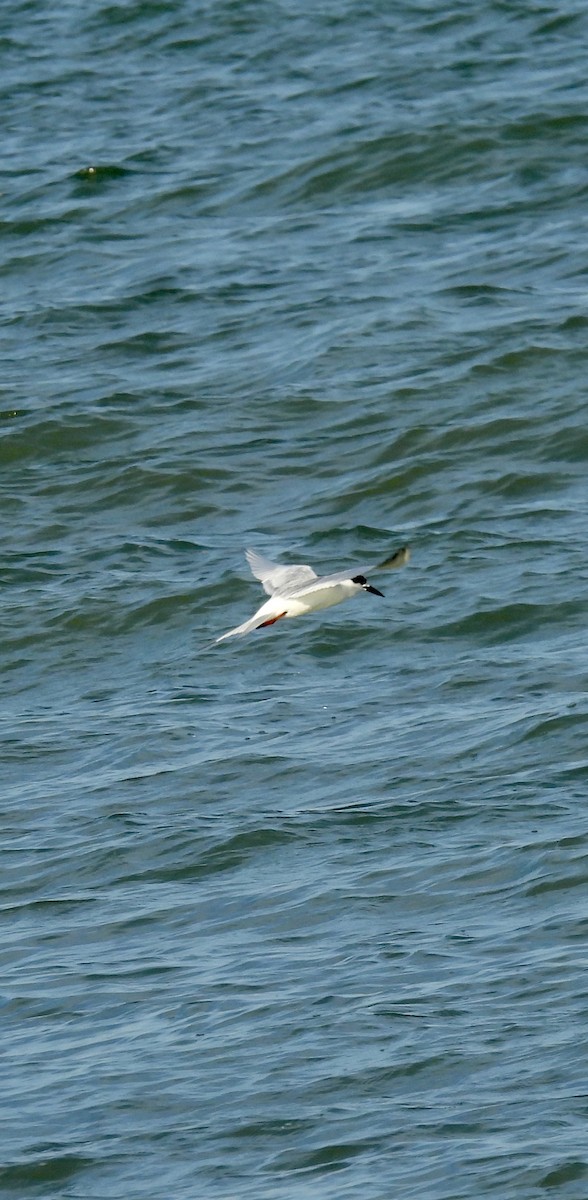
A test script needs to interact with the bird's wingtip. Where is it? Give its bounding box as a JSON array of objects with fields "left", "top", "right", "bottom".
[{"left": 378, "top": 546, "right": 410, "bottom": 570}]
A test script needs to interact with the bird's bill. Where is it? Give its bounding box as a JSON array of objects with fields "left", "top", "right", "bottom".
[{"left": 364, "top": 584, "right": 384, "bottom": 597}]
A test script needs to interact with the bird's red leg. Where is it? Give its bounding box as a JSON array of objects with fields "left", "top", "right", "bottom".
[{"left": 256, "top": 611, "right": 288, "bottom": 628}]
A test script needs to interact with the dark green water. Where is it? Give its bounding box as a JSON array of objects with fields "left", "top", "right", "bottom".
[{"left": 2, "top": 1, "right": 588, "bottom": 1197}]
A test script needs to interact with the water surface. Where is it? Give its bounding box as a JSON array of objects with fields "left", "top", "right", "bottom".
[{"left": 2, "top": 1, "right": 588, "bottom": 1197}]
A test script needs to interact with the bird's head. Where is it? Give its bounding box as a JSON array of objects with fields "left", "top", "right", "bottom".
[{"left": 352, "top": 574, "right": 384, "bottom": 597}]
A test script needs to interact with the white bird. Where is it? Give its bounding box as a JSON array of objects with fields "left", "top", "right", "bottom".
[{"left": 214, "top": 545, "right": 410, "bottom": 643}]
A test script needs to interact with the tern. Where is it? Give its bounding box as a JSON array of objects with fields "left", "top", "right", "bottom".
[{"left": 214, "top": 545, "right": 410, "bottom": 643}]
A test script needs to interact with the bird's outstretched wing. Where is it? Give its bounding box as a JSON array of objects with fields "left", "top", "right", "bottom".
[
  {"left": 285, "top": 546, "right": 411, "bottom": 596},
  {"left": 245, "top": 548, "right": 317, "bottom": 596}
]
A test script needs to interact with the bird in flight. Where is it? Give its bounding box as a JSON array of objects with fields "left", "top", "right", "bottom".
[{"left": 214, "top": 545, "right": 410, "bottom": 643}]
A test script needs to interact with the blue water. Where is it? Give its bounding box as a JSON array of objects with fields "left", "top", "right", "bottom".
[{"left": 2, "top": 1, "right": 588, "bottom": 1197}]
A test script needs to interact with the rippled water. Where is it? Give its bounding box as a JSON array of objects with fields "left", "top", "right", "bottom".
[{"left": 2, "top": 1, "right": 588, "bottom": 1197}]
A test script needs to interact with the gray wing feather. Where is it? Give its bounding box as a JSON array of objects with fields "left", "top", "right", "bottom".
[
  {"left": 245, "top": 545, "right": 409, "bottom": 598},
  {"left": 286, "top": 548, "right": 410, "bottom": 596},
  {"left": 245, "top": 548, "right": 317, "bottom": 596},
  {"left": 286, "top": 567, "right": 373, "bottom": 596}
]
